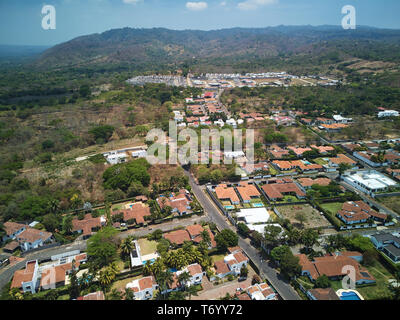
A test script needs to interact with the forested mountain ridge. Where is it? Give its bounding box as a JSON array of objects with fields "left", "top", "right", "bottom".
[{"left": 35, "top": 26, "right": 400, "bottom": 73}]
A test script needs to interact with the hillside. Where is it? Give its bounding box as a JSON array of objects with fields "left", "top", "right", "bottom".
[{"left": 35, "top": 26, "right": 400, "bottom": 74}]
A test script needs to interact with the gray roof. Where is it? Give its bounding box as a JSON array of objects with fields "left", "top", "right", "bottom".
[
  {"left": 384, "top": 244, "right": 400, "bottom": 258},
  {"left": 371, "top": 233, "right": 400, "bottom": 244}
]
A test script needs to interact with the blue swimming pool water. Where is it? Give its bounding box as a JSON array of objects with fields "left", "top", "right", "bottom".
[
  {"left": 225, "top": 205, "right": 235, "bottom": 210},
  {"left": 143, "top": 258, "right": 156, "bottom": 265},
  {"left": 252, "top": 203, "right": 264, "bottom": 208},
  {"left": 339, "top": 292, "right": 361, "bottom": 300}
]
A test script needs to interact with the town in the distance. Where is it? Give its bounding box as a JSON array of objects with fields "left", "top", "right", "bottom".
[{"left": 1, "top": 69, "right": 400, "bottom": 302}]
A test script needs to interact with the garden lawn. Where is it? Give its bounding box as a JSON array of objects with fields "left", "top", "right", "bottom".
[{"left": 138, "top": 239, "right": 158, "bottom": 256}]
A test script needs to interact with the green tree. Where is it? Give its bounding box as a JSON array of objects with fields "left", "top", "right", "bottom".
[
  {"left": 87, "top": 227, "right": 119, "bottom": 269},
  {"left": 215, "top": 229, "right": 239, "bottom": 252},
  {"left": 315, "top": 275, "right": 331, "bottom": 288}
]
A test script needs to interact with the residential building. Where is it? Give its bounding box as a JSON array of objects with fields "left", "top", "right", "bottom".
[
  {"left": 297, "top": 177, "right": 332, "bottom": 189},
  {"left": 336, "top": 201, "right": 387, "bottom": 225},
  {"left": 126, "top": 276, "right": 159, "bottom": 300},
  {"left": 77, "top": 291, "right": 105, "bottom": 300},
  {"left": 15, "top": 228, "right": 54, "bottom": 252},
  {"left": 72, "top": 214, "right": 106, "bottom": 239},
  {"left": 215, "top": 184, "right": 240, "bottom": 205},
  {"left": 296, "top": 252, "right": 375, "bottom": 286},
  {"left": 246, "top": 283, "right": 277, "bottom": 300},
  {"left": 343, "top": 170, "right": 398, "bottom": 197},
  {"left": 2, "top": 222, "right": 26, "bottom": 243},
  {"left": 157, "top": 189, "right": 192, "bottom": 216},
  {"left": 370, "top": 233, "right": 400, "bottom": 264},
  {"left": 103, "top": 151, "right": 128, "bottom": 165},
  {"left": 262, "top": 179, "right": 306, "bottom": 201},
  {"left": 113, "top": 202, "right": 151, "bottom": 225},
  {"left": 378, "top": 110, "right": 399, "bottom": 118},
  {"left": 236, "top": 182, "right": 260, "bottom": 203},
  {"left": 11, "top": 260, "right": 40, "bottom": 294}
]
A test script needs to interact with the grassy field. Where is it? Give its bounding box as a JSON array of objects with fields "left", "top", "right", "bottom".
[
  {"left": 314, "top": 158, "right": 329, "bottom": 166},
  {"left": 320, "top": 202, "right": 345, "bottom": 227},
  {"left": 111, "top": 275, "right": 143, "bottom": 292},
  {"left": 378, "top": 196, "right": 400, "bottom": 215},
  {"left": 277, "top": 204, "right": 332, "bottom": 229},
  {"left": 138, "top": 239, "right": 158, "bottom": 256}
]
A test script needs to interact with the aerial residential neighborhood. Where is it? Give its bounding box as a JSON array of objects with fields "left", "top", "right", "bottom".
[{"left": 1, "top": 0, "right": 400, "bottom": 310}]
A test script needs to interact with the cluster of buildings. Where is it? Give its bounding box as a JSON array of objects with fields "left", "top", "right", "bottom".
[
  {"left": 156, "top": 189, "right": 193, "bottom": 216},
  {"left": 163, "top": 224, "right": 216, "bottom": 248},
  {"left": 336, "top": 201, "right": 388, "bottom": 225},
  {"left": 103, "top": 147, "right": 148, "bottom": 165},
  {"left": 300, "top": 115, "right": 353, "bottom": 132},
  {"left": 2, "top": 222, "right": 54, "bottom": 253},
  {"left": 10, "top": 251, "right": 87, "bottom": 294}
]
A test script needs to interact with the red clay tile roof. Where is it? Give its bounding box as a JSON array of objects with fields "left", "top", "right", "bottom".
[
  {"left": 3, "top": 222, "right": 26, "bottom": 236},
  {"left": 298, "top": 177, "right": 331, "bottom": 188},
  {"left": 329, "top": 154, "right": 356, "bottom": 165},
  {"left": 187, "top": 264, "right": 203, "bottom": 276},
  {"left": 214, "top": 260, "right": 230, "bottom": 275},
  {"left": 186, "top": 224, "right": 204, "bottom": 238},
  {"left": 16, "top": 228, "right": 52, "bottom": 244},
  {"left": 215, "top": 185, "right": 239, "bottom": 203},
  {"left": 11, "top": 261, "right": 37, "bottom": 289},
  {"left": 262, "top": 182, "right": 305, "bottom": 199},
  {"left": 236, "top": 183, "right": 260, "bottom": 202},
  {"left": 164, "top": 229, "right": 191, "bottom": 245},
  {"left": 78, "top": 291, "right": 105, "bottom": 300}
]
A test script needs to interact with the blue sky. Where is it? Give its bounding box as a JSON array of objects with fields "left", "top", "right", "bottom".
[{"left": 1, "top": 0, "right": 399, "bottom": 46}]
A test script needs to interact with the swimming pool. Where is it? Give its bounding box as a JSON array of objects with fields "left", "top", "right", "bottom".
[
  {"left": 252, "top": 203, "right": 264, "bottom": 208},
  {"left": 225, "top": 205, "right": 235, "bottom": 210},
  {"left": 142, "top": 258, "right": 156, "bottom": 265},
  {"left": 339, "top": 292, "right": 361, "bottom": 300}
]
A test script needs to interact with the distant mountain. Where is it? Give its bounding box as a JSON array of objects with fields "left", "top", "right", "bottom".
[
  {"left": 34, "top": 26, "right": 400, "bottom": 72},
  {"left": 0, "top": 45, "right": 49, "bottom": 58}
]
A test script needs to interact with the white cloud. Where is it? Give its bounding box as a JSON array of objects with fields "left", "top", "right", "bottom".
[
  {"left": 238, "top": 0, "right": 277, "bottom": 11},
  {"left": 186, "top": 2, "right": 208, "bottom": 11},
  {"left": 220, "top": 1, "right": 227, "bottom": 6}
]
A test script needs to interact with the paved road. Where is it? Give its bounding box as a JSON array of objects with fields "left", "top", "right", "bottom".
[{"left": 184, "top": 168, "right": 301, "bottom": 300}]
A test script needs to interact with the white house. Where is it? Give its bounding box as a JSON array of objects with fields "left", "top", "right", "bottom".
[
  {"left": 333, "top": 115, "right": 353, "bottom": 123},
  {"left": 126, "top": 276, "right": 159, "bottom": 300},
  {"left": 131, "top": 149, "right": 147, "bottom": 159},
  {"left": 378, "top": 110, "right": 399, "bottom": 118},
  {"left": 16, "top": 228, "right": 54, "bottom": 252},
  {"left": 226, "top": 119, "right": 237, "bottom": 128},
  {"left": 11, "top": 260, "right": 40, "bottom": 294},
  {"left": 224, "top": 251, "right": 249, "bottom": 276},
  {"left": 246, "top": 283, "right": 277, "bottom": 300},
  {"left": 214, "top": 119, "right": 225, "bottom": 127},
  {"left": 104, "top": 151, "right": 128, "bottom": 165}
]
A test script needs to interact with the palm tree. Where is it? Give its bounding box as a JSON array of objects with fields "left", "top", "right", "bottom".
[
  {"left": 157, "top": 270, "right": 174, "bottom": 300},
  {"left": 184, "top": 285, "right": 198, "bottom": 300},
  {"left": 177, "top": 271, "right": 191, "bottom": 289},
  {"left": 120, "top": 237, "right": 135, "bottom": 263}
]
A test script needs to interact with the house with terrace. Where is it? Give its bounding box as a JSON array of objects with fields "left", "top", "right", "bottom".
[
  {"left": 10, "top": 260, "right": 40, "bottom": 294},
  {"left": 296, "top": 252, "right": 375, "bottom": 286},
  {"left": 328, "top": 154, "right": 357, "bottom": 169},
  {"left": 336, "top": 201, "right": 387, "bottom": 225},
  {"left": 126, "top": 276, "right": 159, "bottom": 300},
  {"left": 353, "top": 151, "right": 390, "bottom": 168},
  {"left": 40, "top": 253, "right": 87, "bottom": 290}
]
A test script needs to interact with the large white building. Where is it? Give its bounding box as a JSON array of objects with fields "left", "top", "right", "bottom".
[
  {"left": 104, "top": 151, "right": 128, "bottom": 165},
  {"left": 378, "top": 110, "right": 399, "bottom": 118},
  {"left": 343, "top": 170, "right": 398, "bottom": 197}
]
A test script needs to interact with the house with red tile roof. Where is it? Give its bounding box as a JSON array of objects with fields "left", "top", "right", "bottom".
[
  {"left": 328, "top": 154, "right": 357, "bottom": 167},
  {"left": 11, "top": 260, "right": 39, "bottom": 294},
  {"left": 15, "top": 228, "right": 54, "bottom": 252},
  {"left": 236, "top": 182, "right": 260, "bottom": 203},
  {"left": 113, "top": 202, "right": 151, "bottom": 225},
  {"left": 246, "top": 283, "right": 277, "bottom": 300},
  {"left": 164, "top": 229, "right": 191, "bottom": 246},
  {"left": 288, "top": 146, "right": 312, "bottom": 157},
  {"left": 126, "top": 276, "right": 159, "bottom": 300},
  {"left": 307, "top": 288, "right": 340, "bottom": 300},
  {"left": 297, "top": 177, "right": 332, "bottom": 189},
  {"left": 2, "top": 222, "right": 26, "bottom": 243},
  {"left": 262, "top": 181, "right": 306, "bottom": 201},
  {"left": 72, "top": 214, "right": 105, "bottom": 238},
  {"left": 337, "top": 201, "right": 387, "bottom": 225},
  {"left": 297, "top": 252, "right": 375, "bottom": 286},
  {"left": 157, "top": 190, "right": 192, "bottom": 216},
  {"left": 215, "top": 184, "right": 240, "bottom": 205},
  {"left": 211, "top": 249, "right": 249, "bottom": 280},
  {"left": 310, "top": 145, "right": 335, "bottom": 155}
]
